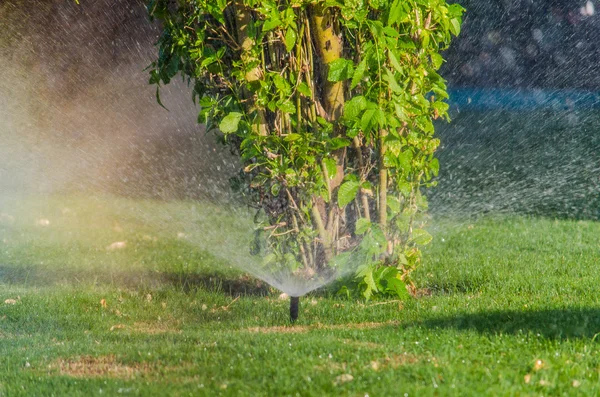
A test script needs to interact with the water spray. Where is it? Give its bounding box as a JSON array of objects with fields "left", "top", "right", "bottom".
[{"left": 290, "top": 296, "right": 299, "bottom": 322}]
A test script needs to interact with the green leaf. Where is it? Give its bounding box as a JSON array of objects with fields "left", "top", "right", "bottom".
[
  {"left": 383, "top": 26, "right": 399, "bottom": 37},
  {"left": 219, "top": 112, "right": 243, "bottom": 134},
  {"left": 448, "top": 3, "right": 466, "bottom": 17},
  {"left": 328, "top": 137, "right": 351, "bottom": 150},
  {"left": 277, "top": 99, "right": 296, "bottom": 114},
  {"left": 284, "top": 133, "right": 302, "bottom": 142},
  {"left": 263, "top": 16, "right": 282, "bottom": 31},
  {"left": 387, "top": 0, "right": 407, "bottom": 26},
  {"left": 155, "top": 87, "right": 169, "bottom": 111},
  {"left": 430, "top": 53, "right": 444, "bottom": 69},
  {"left": 430, "top": 158, "right": 440, "bottom": 177},
  {"left": 421, "top": 31, "right": 430, "bottom": 48},
  {"left": 271, "top": 183, "right": 281, "bottom": 196},
  {"left": 327, "top": 58, "right": 354, "bottom": 82},
  {"left": 361, "top": 109, "right": 377, "bottom": 134},
  {"left": 387, "top": 196, "right": 401, "bottom": 213},
  {"left": 394, "top": 212, "right": 410, "bottom": 232},
  {"left": 297, "top": 82, "right": 311, "bottom": 97},
  {"left": 285, "top": 28, "right": 297, "bottom": 52},
  {"left": 386, "top": 277, "right": 410, "bottom": 300},
  {"left": 323, "top": 157, "right": 337, "bottom": 179},
  {"left": 351, "top": 59, "right": 367, "bottom": 90},
  {"left": 355, "top": 218, "right": 371, "bottom": 235},
  {"left": 337, "top": 181, "right": 360, "bottom": 207},
  {"left": 450, "top": 18, "right": 461, "bottom": 36},
  {"left": 362, "top": 268, "right": 378, "bottom": 300},
  {"left": 398, "top": 150, "right": 413, "bottom": 172},
  {"left": 384, "top": 68, "right": 402, "bottom": 94},
  {"left": 343, "top": 96, "right": 368, "bottom": 121},
  {"left": 397, "top": 180, "right": 412, "bottom": 197},
  {"left": 388, "top": 50, "right": 403, "bottom": 74},
  {"left": 411, "top": 228, "right": 433, "bottom": 246}
]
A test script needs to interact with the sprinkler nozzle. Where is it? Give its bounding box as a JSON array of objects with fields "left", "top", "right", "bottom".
[{"left": 290, "top": 296, "right": 299, "bottom": 322}]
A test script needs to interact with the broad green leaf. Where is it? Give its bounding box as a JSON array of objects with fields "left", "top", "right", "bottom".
[
  {"left": 394, "top": 212, "right": 410, "bottom": 232},
  {"left": 386, "top": 277, "right": 410, "bottom": 300},
  {"left": 387, "top": 0, "right": 407, "bottom": 26},
  {"left": 383, "top": 26, "right": 399, "bottom": 37},
  {"left": 387, "top": 196, "right": 401, "bottom": 213},
  {"left": 397, "top": 180, "right": 412, "bottom": 197},
  {"left": 219, "top": 112, "right": 243, "bottom": 134},
  {"left": 383, "top": 152, "right": 398, "bottom": 168},
  {"left": 263, "top": 16, "right": 281, "bottom": 31},
  {"left": 450, "top": 18, "right": 461, "bottom": 36},
  {"left": 351, "top": 58, "right": 367, "bottom": 89},
  {"left": 363, "top": 268, "right": 378, "bottom": 300},
  {"left": 448, "top": 3, "right": 466, "bottom": 17},
  {"left": 371, "top": 225, "right": 388, "bottom": 252},
  {"left": 285, "top": 28, "right": 297, "bottom": 52},
  {"left": 297, "top": 82, "right": 311, "bottom": 97},
  {"left": 430, "top": 158, "right": 440, "bottom": 176},
  {"left": 337, "top": 180, "right": 360, "bottom": 207},
  {"left": 355, "top": 218, "right": 371, "bottom": 235},
  {"left": 323, "top": 157, "right": 337, "bottom": 179},
  {"left": 361, "top": 109, "right": 377, "bottom": 134},
  {"left": 329, "top": 137, "right": 351, "bottom": 150},
  {"left": 284, "top": 133, "right": 302, "bottom": 141},
  {"left": 277, "top": 99, "right": 296, "bottom": 114},
  {"left": 430, "top": 53, "right": 444, "bottom": 69},
  {"left": 421, "top": 31, "right": 430, "bottom": 48},
  {"left": 388, "top": 50, "right": 403, "bottom": 74},
  {"left": 394, "top": 103, "right": 408, "bottom": 121},
  {"left": 398, "top": 150, "right": 413, "bottom": 172},
  {"left": 327, "top": 58, "right": 354, "bottom": 82},
  {"left": 411, "top": 228, "right": 433, "bottom": 245},
  {"left": 271, "top": 183, "right": 281, "bottom": 196},
  {"left": 343, "top": 96, "right": 368, "bottom": 120},
  {"left": 384, "top": 68, "right": 402, "bottom": 94}
]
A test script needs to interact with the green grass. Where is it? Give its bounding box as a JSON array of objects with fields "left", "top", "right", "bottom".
[{"left": 1, "top": 195, "right": 600, "bottom": 396}]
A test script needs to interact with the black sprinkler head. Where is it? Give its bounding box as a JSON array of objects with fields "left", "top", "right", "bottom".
[{"left": 290, "top": 296, "right": 299, "bottom": 322}]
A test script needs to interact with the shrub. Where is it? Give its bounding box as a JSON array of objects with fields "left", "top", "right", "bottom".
[{"left": 147, "top": 0, "right": 463, "bottom": 299}]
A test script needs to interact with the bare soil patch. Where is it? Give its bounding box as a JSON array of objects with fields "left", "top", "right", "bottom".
[
  {"left": 55, "top": 355, "right": 153, "bottom": 379},
  {"left": 246, "top": 320, "right": 399, "bottom": 334}
]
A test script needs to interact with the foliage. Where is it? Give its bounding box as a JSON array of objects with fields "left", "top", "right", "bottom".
[{"left": 147, "top": 0, "right": 463, "bottom": 299}]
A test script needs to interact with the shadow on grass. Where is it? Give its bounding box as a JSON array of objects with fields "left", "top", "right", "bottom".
[
  {"left": 421, "top": 308, "right": 600, "bottom": 339},
  {"left": 0, "top": 265, "right": 270, "bottom": 296}
]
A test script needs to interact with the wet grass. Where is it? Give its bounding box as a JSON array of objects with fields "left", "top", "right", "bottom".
[{"left": 1, "top": 195, "right": 600, "bottom": 396}]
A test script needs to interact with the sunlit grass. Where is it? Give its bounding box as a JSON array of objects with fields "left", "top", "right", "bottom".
[{"left": 1, "top": 195, "right": 600, "bottom": 396}]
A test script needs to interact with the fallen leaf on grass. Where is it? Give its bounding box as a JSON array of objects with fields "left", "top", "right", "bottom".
[
  {"left": 110, "top": 324, "right": 127, "bottom": 331},
  {"left": 100, "top": 299, "right": 107, "bottom": 308},
  {"left": 36, "top": 218, "right": 50, "bottom": 226},
  {"left": 278, "top": 293, "right": 289, "bottom": 300},
  {"left": 4, "top": 299, "right": 17, "bottom": 305},
  {"left": 533, "top": 359, "right": 544, "bottom": 371},
  {"left": 334, "top": 374, "right": 354, "bottom": 385},
  {"left": 106, "top": 241, "right": 127, "bottom": 250},
  {"left": 524, "top": 374, "right": 532, "bottom": 384},
  {"left": 573, "top": 380, "right": 581, "bottom": 388}
]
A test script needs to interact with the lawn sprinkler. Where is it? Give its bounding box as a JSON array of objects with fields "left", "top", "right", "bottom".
[{"left": 290, "top": 296, "right": 299, "bottom": 322}]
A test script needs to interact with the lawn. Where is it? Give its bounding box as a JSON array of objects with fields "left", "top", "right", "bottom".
[{"left": 1, "top": 195, "right": 600, "bottom": 396}]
